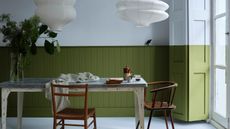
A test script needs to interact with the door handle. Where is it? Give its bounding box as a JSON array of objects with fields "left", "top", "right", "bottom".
[{"left": 226, "top": 32, "right": 230, "bottom": 35}]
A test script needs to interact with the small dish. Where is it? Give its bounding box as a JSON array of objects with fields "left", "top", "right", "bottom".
[{"left": 106, "top": 78, "right": 123, "bottom": 84}]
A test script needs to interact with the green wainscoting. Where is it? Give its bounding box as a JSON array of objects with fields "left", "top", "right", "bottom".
[
  {"left": 170, "top": 45, "right": 210, "bottom": 121},
  {"left": 189, "top": 46, "right": 210, "bottom": 121},
  {"left": 169, "top": 46, "right": 188, "bottom": 121},
  {"left": 0, "top": 46, "right": 169, "bottom": 117},
  {"left": 0, "top": 45, "right": 210, "bottom": 120}
]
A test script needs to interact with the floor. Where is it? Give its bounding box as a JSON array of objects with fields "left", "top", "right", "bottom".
[{"left": 4, "top": 117, "right": 216, "bottom": 129}]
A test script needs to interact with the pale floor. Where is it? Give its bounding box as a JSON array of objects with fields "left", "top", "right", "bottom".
[{"left": 3, "top": 117, "right": 216, "bottom": 129}]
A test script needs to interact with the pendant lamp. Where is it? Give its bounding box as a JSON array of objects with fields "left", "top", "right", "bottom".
[
  {"left": 34, "top": 0, "right": 76, "bottom": 31},
  {"left": 116, "top": 0, "right": 169, "bottom": 27}
]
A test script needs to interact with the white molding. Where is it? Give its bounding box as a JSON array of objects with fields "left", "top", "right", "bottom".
[
  {"left": 214, "top": 13, "right": 227, "bottom": 19},
  {"left": 225, "top": 0, "right": 230, "bottom": 128},
  {"left": 210, "top": 120, "right": 226, "bottom": 129},
  {"left": 226, "top": 0, "right": 230, "bottom": 128}
]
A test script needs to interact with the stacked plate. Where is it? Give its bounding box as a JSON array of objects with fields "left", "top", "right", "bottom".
[{"left": 116, "top": 0, "right": 169, "bottom": 27}]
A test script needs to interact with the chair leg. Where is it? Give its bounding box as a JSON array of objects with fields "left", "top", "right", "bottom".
[
  {"left": 169, "top": 110, "right": 175, "bottom": 129},
  {"left": 136, "top": 120, "right": 140, "bottom": 129},
  {"left": 93, "top": 113, "right": 97, "bottom": 129},
  {"left": 147, "top": 110, "right": 153, "bottom": 129},
  {"left": 61, "top": 119, "right": 64, "bottom": 129},
  {"left": 84, "top": 119, "right": 88, "bottom": 129},
  {"left": 164, "top": 110, "right": 169, "bottom": 129},
  {"left": 53, "top": 118, "right": 56, "bottom": 129}
]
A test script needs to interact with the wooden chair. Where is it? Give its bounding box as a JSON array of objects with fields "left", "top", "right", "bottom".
[
  {"left": 51, "top": 83, "right": 97, "bottom": 129},
  {"left": 145, "top": 81, "right": 177, "bottom": 129}
]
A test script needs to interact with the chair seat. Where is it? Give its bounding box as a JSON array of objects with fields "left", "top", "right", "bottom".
[
  {"left": 57, "top": 108, "right": 96, "bottom": 119},
  {"left": 144, "top": 101, "right": 176, "bottom": 110}
]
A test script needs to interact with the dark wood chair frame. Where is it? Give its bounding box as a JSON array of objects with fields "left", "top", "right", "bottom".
[
  {"left": 136, "top": 81, "right": 177, "bottom": 129},
  {"left": 146, "top": 81, "right": 177, "bottom": 129},
  {"left": 51, "top": 83, "right": 97, "bottom": 129}
]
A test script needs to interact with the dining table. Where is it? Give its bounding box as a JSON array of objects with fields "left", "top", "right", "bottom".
[{"left": 0, "top": 78, "right": 147, "bottom": 129}]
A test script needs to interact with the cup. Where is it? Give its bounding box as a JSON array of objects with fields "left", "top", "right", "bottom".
[{"left": 134, "top": 75, "right": 141, "bottom": 81}]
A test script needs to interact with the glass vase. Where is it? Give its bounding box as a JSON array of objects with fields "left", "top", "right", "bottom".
[{"left": 10, "top": 53, "right": 24, "bottom": 82}]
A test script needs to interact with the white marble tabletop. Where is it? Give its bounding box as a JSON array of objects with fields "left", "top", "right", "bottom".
[{"left": 0, "top": 78, "right": 147, "bottom": 88}]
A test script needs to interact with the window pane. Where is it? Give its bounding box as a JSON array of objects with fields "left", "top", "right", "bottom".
[
  {"left": 215, "top": 16, "right": 226, "bottom": 66},
  {"left": 215, "top": 0, "right": 226, "bottom": 15},
  {"left": 214, "top": 68, "right": 227, "bottom": 118}
]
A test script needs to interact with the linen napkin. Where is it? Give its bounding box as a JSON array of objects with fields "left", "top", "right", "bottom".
[
  {"left": 45, "top": 80, "right": 70, "bottom": 112},
  {"left": 45, "top": 72, "right": 99, "bottom": 112}
]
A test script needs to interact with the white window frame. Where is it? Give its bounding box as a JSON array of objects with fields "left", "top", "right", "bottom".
[
  {"left": 226, "top": 0, "right": 230, "bottom": 128},
  {"left": 210, "top": 0, "right": 228, "bottom": 128}
]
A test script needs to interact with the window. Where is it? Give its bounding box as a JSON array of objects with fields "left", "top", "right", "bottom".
[{"left": 211, "top": 0, "right": 228, "bottom": 127}]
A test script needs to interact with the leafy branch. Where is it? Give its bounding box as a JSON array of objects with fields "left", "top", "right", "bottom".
[{"left": 0, "top": 14, "right": 60, "bottom": 56}]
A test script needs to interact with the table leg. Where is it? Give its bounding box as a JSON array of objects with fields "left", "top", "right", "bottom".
[
  {"left": 1, "top": 88, "right": 10, "bottom": 129},
  {"left": 134, "top": 88, "right": 144, "bottom": 129},
  {"left": 17, "top": 92, "right": 24, "bottom": 129},
  {"left": 134, "top": 91, "right": 140, "bottom": 128}
]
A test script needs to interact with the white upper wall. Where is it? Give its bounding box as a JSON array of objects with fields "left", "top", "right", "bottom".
[{"left": 0, "top": 0, "right": 170, "bottom": 46}]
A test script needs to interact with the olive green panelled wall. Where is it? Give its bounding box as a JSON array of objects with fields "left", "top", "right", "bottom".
[
  {"left": 189, "top": 46, "right": 210, "bottom": 121},
  {"left": 170, "top": 45, "right": 210, "bottom": 121},
  {"left": 170, "top": 46, "right": 188, "bottom": 121},
  {"left": 0, "top": 46, "right": 169, "bottom": 117}
]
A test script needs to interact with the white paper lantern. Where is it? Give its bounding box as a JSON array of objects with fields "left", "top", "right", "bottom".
[
  {"left": 116, "top": 0, "right": 169, "bottom": 27},
  {"left": 34, "top": 0, "right": 76, "bottom": 31}
]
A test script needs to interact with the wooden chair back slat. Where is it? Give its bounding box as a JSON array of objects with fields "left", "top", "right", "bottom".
[
  {"left": 51, "top": 83, "right": 88, "bottom": 117},
  {"left": 141, "top": 81, "right": 177, "bottom": 129},
  {"left": 146, "top": 81, "right": 177, "bottom": 109},
  {"left": 53, "top": 93, "right": 86, "bottom": 97},
  {"left": 51, "top": 82, "right": 96, "bottom": 129}
]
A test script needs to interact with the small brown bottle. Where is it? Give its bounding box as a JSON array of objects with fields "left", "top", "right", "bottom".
[{"left": 123, "top": 66, "right": 131, "bottom": 80}]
